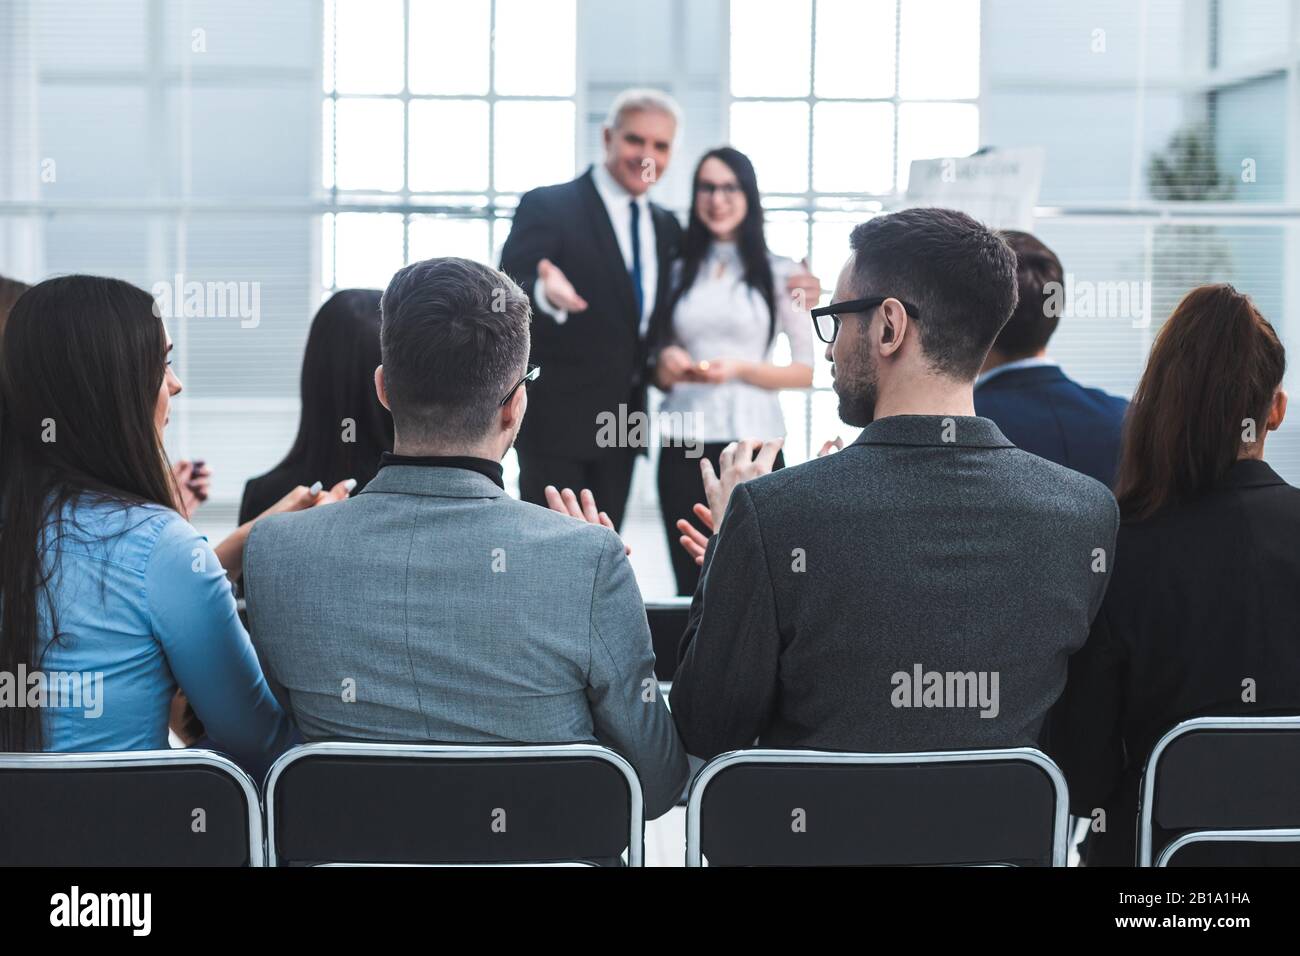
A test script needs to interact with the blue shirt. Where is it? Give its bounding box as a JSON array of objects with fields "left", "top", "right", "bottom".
[{"left": 35, "top": 496, "right": 293, "bottom": 778}]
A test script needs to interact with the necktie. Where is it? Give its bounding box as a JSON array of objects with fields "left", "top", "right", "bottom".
[{"left": 628, "top": 199, "right": 644, "bottom": 322}]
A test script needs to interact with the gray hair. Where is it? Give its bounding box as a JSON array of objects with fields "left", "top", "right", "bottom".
[{"left": 605, "top": 88, "right": 683, "bottom": 132}]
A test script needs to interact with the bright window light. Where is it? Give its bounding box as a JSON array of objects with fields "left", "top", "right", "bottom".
[
  {"left": 814, "top": 0, "right": 895, "bottom": 98},
  {"left": 332, "top": 213, "right": 404, "bottom": 288},
  {"left": 813, "top": 101, "right": 895, "bottom": 193},
  {"left": 333, "top": 98, "right": 404, "bottom": 191},
  {"left": 494, "top": 0, "right": 576, "bottom": 96},
  {"left": 494, "top": 100, "right": 575, "bottom": 193},
  {"left": 409, "top": 0, "right": 491, "bottom": 95},
  {"left": 409, "top": 100, "right": 490, "bottom": 192},
  {"left": 898, "top": 0, "right": 980, "bottom": 99},
  {"left": 896, "top": 101, "right": 979, "bottom": 190},
  {"left": 730, "top": 0, "right": 812, "bottom": 97},
  {"left": 729, "top": 101, "right": 811, "bottom": 193},
  {"left": 330, "top": 0, "right": 403, "bottom": 95}
]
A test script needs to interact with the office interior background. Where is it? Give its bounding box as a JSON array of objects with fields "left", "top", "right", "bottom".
[{"left": 0, "top": 0, "right": 1296, "bottom": 598}]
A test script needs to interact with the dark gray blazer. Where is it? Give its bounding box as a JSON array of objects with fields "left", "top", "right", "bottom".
[
  {"left": 244, "top": 463, "right": 688, "bottom": 817},
  {"left": 671, "top": 415, "right": 1119, "bottom": 760}
]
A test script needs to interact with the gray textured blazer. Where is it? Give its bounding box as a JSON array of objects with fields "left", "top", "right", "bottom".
[
  {"left": 244, "top": 463, "right": 688, "bottom": 817},
  {"left": 671, "top": 415, "right": 1120, "bottom": 760}
]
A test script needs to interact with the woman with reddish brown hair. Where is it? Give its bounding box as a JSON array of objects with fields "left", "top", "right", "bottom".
[
  {"left": 1050, "top": 284, "right": 1300, "bottom": 866},
  {"left": 1113, "top": 284, "right": 1288, "bottom": 519}
]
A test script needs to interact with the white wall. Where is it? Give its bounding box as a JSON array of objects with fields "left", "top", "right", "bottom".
[{"left": 3, "top": 0, "right": 322, "bottom": 533}]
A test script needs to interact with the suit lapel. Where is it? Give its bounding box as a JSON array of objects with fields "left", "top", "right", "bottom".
[
  {"left": 579, "top": 168, "right": 639, "bottom": 326},
  {"left": 651, "top": 203, "right": 677, "bottom": 298},
  {"left": 644, "top": 203, "right": 680, "bottom": 347}
]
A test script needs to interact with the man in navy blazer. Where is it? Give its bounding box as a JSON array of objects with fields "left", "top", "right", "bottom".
[{"left": 974, "top": 231, "right": 1128, "bottom": 487}]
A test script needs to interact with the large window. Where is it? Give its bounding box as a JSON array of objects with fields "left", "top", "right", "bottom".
[
  {"left": 321, "top": 0, "right": 577, "bottom": 293},
  {"left": 728, "top": 0, "right": 981, "bottom": 456}
]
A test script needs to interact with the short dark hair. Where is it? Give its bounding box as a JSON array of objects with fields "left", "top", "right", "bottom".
[
  {"left": 992, "top": 230, "right": 1065, "bottom": 359},
  {"left": 848, "top": 207, "right": 1018, "bottom": 379},
  {"left": 379, "top": 257, "right": 531, "bottom": 444}
]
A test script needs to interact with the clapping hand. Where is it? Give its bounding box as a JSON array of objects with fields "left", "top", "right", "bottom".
[
  {"left": 544, "top": 485, "right": 631, "bottom": 555},
  {"left": 701, "top": 438, "right": 784, "bottom": 531},
  {"left": 675, "top": 502, "right": 714, "bottom": 567}
]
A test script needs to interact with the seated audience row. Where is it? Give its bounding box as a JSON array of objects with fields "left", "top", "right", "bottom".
[{"left": 0, "top": 204, "right": 1294, "bottom": 860}]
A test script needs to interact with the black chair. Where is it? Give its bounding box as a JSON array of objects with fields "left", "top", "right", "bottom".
[
  {"left": 686, "top": 748, "right": 1068, "bottom": 866},
  {"left": 264, "top": 742, "right": 644, "bottom": 866},
  {"left": 0, "top": 750, "right": 263, "bottom": 866},
  {"left": 645, "top": 597, "right": 691, "bottom": 682},
  {"left": 1138, "top": 716, "right": 1300, "bottom": 866}
]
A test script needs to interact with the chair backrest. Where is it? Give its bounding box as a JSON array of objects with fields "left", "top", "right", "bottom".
[
  {"left": 686, "top": 748, "right": 1068, "bottom": 866},
  {"left": 645, "top": 598, "right": 691, "bottom": 681},
  {"left": 265, "top": 742, "right": 643, "bottom": 866},
  {"left": 1139, "top": 716, "right": 1300, "bottom": 866},
  {"left": 0, "top": 750, "right": 262, "bottom": 866}
]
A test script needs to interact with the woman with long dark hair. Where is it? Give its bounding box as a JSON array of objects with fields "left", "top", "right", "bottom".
[
  {"left": 238, "top": 289, "right": 393, "bottom": 524},
  {"left": 653, "top": 147, "right": 813, "bottom": 594},
  {"left": 1050, "top": 284, "right": 1300, "bottom": 865},
  {"left": 0, "top": 275, "right": 338, "bottom": 773}
]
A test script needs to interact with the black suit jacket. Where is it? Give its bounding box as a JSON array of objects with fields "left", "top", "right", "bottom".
[
  {"left": 671, "top": 415, "right": 1119, "bottom": 762},
  {"left": 499, "top": 167, "right": 682, "bottom": 460},
  {"left": 1047, "top": 459, "right": 1300, "bottom": 865}
]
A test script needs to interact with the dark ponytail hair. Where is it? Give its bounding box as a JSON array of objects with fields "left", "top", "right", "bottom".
[
  {"left": 1115, "top": 284, "right": 1286, "bottom": 521},
  {"left": 0, "top": 274, "right": 30, "bottom": 328},
  {"left": 0, "top": 275, "right": 178, "bottom": 750},
  {"left": 669, "top": 147, "right": 777, "bottom": 344},
  {"left": 271, "top": 289, "right": 392, "bottom": 493}
]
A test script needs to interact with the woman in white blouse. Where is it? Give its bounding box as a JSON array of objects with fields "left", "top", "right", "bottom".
[{"left": 653, "top": 146, "right": 814, "bottom": 594}]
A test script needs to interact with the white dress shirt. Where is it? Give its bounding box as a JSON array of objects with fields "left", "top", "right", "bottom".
[
  {"left": 534, "top": 163, "right": 659, "bottom": 335},
  {"left": 658, "top": 242, "right": 814, "bottom": 442}
]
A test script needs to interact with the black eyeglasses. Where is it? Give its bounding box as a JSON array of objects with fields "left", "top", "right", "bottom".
[
  {"left": 810, "top": 297, "right": 921, "bottom": 344},
  {"left": 500, "top": 364, "right": 541, "bottom": 407},
  {"left": 695, "top": 182, "right": 742, "bottom": 197}
]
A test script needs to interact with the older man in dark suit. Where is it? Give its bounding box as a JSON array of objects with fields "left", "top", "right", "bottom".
[
  {"left": 498, "top": 90, "right": 684, "bottom": 530},
  {"left": 670, "top": 207, "right": 1119, "bottom": 760}
]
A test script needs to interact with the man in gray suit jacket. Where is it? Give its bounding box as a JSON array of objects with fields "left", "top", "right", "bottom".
[
  {"left": 244, "top": 257, "right": 687, "bottom": 817},
  {"left": 670, "top": 207, "right": 1120, "bottom": 760}
]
